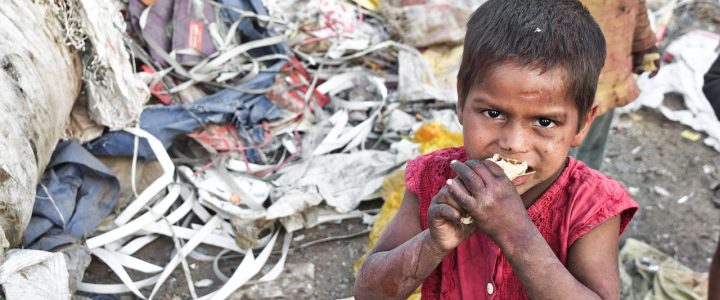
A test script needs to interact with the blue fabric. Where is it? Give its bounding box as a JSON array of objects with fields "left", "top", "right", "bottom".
[
  {"left": 219, "top": 0, "right": 269, "bottom": 40},
  {"left": 22, "top": 141, "right": 120, "bottom": 251},
  {"left": 84, "top": 61, "right": 286, "bottom": 159},
  {"left": 219, "top": 0, "right": 286, "bottom": 58}
]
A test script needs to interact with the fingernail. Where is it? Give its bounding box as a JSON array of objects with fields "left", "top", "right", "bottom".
[
  {"left": 446, "top": 179, "right": 453, "bottom": 185},
  {"left": 450, "top": 160, "right": 458, "bottom": 165}
]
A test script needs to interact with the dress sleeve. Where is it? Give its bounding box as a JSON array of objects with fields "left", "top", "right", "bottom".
[
  {"left": 567, "top": 178, "right": 639, "bottom": 246},
  {"left": 405, "top": 155, "right": 424, "bottom": 195}
]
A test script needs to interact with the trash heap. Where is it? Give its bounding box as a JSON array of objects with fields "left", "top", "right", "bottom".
[{"left": 0, "top": 0, "right": 486, "bottom": 298}]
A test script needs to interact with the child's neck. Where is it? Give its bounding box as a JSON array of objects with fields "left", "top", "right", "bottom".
[{"left": 520, "top": 157, "right": 569, "bottom": 208}]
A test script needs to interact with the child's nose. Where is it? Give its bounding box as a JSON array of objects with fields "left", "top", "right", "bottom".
[{"left": 498, "top": 124, "right": 530, "bottom": 153}]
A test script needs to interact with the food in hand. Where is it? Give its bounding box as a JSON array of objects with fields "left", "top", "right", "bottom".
[{"left": 486, "top": 154, "right": 534, "bottom": 180}]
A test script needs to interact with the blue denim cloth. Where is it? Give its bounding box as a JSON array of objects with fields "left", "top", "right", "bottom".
[
  {"left": 84, "top": 61, "right": 285, "bottom": 159},
  {"left": 22, "top": 141, "right": 120, "bottom": 250}
]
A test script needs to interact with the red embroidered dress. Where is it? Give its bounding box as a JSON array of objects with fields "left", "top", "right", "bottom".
[{"left": 405, "top": 147, "right": 638, "bottom": 299}]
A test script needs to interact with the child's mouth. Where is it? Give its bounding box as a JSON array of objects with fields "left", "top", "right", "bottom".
[{"left": 511, "top": 167, "right": 535, "bottom": 186}]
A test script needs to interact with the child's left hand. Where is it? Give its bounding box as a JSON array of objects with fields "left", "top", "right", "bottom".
[
  {"left": 446, "top": 160, "right": 533, "bottom": 243},
  {"left": 632, "top": 45, "right": 661, "bottom": 78}
]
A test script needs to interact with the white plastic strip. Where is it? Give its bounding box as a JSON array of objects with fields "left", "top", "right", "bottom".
[
  {"left": 259, "top": 231, "right": 292, "bottom": 282},
  {"left": 149, "top": 216, "right": 222, "bottom": 299},
  {"left": 140, "top": 222, "right": 243, "bottom": 252},
  {"left": 194, "top": 35, "right": 285, "bottom": 73},
  {"left": 96, "top": 249, "right": 163, "bottom": 274},
  {"left": 118, "top": 235, "right": 159, "bottom": 256},
  {"left": 204, "top": 230, "right": 279, "bottom": 300},
  {"left": 104, "top": 238, "right": 131, "bottom": 252},
  {"left": 191, "top": 201, "right": 212, "bottom": 223},
  {"left": 212, "top": 249, "right": 233, "bottom": 282},
  {"left": 114, "top": 127, "right": 176, "bottom": 225},
  {"left": 189, "top": 249, "right": 219, "bottom": 262},
  {"left": 78, "top": 275, "right": 160, "bottom": 295},
  {"left": 90, "top": 248, "right": 147, "bottom": 299},
  {"left": 198, "top": 190, "right": 265, "bottom": 220},
  {"left": 165, "top": 193, "right": 194, "bottom": 224},
  {"left": 86, "top": 184, "right": 181, "bottom": 249}
]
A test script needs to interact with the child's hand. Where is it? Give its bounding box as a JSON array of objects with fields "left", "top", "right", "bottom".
[
  {"left": 446, "top": 160, "right": 532, "bottom": 243},
  {"left": 632, "top": 45, "right": 661, "bottom": 78},
  {"left": 427, "top": 186, "right": 477, "bottom": 253}
]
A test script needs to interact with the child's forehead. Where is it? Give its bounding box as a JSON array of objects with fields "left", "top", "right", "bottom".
[{"left": 473, "top": 63, "right": 572, "bottom": 100}]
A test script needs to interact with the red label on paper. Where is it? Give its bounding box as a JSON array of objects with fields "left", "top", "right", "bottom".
[{"left": 188, "top": 20, "right": 204, "bottom": 51}]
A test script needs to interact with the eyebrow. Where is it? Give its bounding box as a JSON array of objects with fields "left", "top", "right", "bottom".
[{"left": 467, "top": 95, "right": 495, "bottom": 106}]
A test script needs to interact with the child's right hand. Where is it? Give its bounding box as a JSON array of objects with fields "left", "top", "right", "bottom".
[{"left": 427, "top": 186, "right": 476, "bottom": 253}]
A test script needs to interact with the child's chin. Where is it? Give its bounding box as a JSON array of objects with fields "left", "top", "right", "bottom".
[
  {"left": 515, "top": 185, "right": 533, "bottom": 196},
  {"left": 514, "top": 179, "right": 536, "bottom": 195}
]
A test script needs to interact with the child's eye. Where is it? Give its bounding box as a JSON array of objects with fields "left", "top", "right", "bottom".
[
  {"left": 483, "top": 110, "right": 503, "bottom": 119},
  {"left": 535, "top": 118, "right": 556, "bottom": 128}
]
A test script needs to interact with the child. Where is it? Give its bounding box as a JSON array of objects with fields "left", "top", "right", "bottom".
[
  {"left": 354, "top": 1, "right": 639, "bottom": 299},
  {"left": 572, "top": 0, "right": 659, "bottom": 170}
]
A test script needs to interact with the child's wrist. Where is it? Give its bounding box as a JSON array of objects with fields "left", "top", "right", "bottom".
[
  {"left": 422, "top": 230, "right": 452, "bottom": 258},
  {"left": 493, "top": 219, "right": 538, "bottom": 255}
]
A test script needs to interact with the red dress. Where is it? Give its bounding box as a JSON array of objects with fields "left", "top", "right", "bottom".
[{"left": 405, "top": 147, "right": 638, "bottom": 299}]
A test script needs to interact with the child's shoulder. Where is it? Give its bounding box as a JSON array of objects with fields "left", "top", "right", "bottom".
[
  {"left": 564, "top": 158, "right": 630, "bottom": 199},
  {"left": 558, "top": 158, "right": 638, "bottom": 241},
  {"left": 408, "top": 146, "right": 467, "bottom": 170}
]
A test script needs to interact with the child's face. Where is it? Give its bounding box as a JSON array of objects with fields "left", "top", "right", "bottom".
[{"left": 458, "top": 62, "right": 595, "bottom": 196}]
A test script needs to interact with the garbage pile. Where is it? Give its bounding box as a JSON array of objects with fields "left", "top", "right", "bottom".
[{"left": 0, "top": 0, "right": 486, "bottom": 298}]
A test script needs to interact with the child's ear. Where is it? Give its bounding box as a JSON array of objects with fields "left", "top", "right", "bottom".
[
  {"left": 456, "top": 83, "right": 464, "bottom": 125},
  {"left": 571, "top": 104, "right": 598, "bottom": 147}
]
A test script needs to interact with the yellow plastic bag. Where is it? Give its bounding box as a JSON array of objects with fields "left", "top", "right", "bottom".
[
  {"left": 413, "top": 121, "right": 464, "bottom": 155},
  {"left": 352, "top": 0, "right": 379, "bottom": 11}
]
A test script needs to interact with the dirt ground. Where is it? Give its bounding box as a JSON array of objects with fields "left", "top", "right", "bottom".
[{"left": 607, "top": 107, "right": 720, "bottom": 271}]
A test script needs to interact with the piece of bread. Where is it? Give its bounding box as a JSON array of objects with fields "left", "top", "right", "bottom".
[
  {"left": 459, "top": 154, "right": 533, "bottom": 225},
  {"left": 485, "top": 154, "right": 532, "bottom": 180}
]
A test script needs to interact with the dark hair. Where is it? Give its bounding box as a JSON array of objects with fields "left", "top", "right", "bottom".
[{"left": 457, "top": 0, "right": 606, "bottom": 126}]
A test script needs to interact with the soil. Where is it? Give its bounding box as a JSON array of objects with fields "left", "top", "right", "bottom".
[{"left": 606, "top": 107, "right": 720, "bottom": 271}]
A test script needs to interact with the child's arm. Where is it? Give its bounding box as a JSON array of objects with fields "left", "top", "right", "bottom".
[
  {"left": 354, "top": 188, "right": 474, "bottom": 299},
  {"left": 447, "top": 160, "right": 620, "bottom": 299},
  {"left": 710, "top": 239, "right": 720, "bottom": 300}
]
